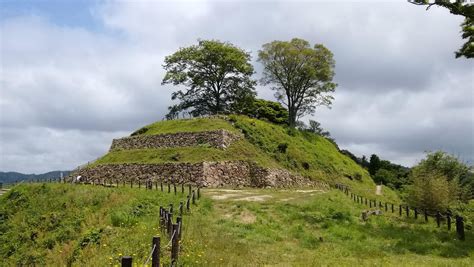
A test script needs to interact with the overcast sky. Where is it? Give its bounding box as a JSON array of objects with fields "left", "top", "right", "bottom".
[{"left": 0, "top": 0, "right": 473, "bottom": 174}]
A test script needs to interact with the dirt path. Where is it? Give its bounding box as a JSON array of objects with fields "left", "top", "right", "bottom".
[{"left": 204, "top": 188, "right": 326, "bottom": 203}]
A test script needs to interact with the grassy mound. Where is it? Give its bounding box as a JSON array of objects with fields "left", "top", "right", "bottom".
[
  {"left": 92, "top": 115, "right": 398, "bottom": 200},
  {"left": 1, "top": 184, "right": 472, "bottom": 266}
]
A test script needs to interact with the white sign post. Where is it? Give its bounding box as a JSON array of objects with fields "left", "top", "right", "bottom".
[{"left": 375, "top": 185, "right": 382, "bottom": 196}]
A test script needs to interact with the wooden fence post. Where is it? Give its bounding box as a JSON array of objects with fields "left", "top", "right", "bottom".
[
  {"left": 192, "top": 190, "right": 196, "bottom": 205},
  {"left": 456, "top": 216, "right": 465, "bottom": 241},
  {"left": 424, "top": 209, "right": 428, "bottom": 222},
  {"left": 179, "top": 201, "right": 183, "bottom": 217},
  {"left": 167, "top": 212, "right": 173, "bottom": 236},
  {"left": 176, "top": 216, "right": 182, "bottom": 239},
  {"left": 197, "top": 187, "right": 201, "bottom": 199},
  {"left": 121, "top": 256, "right": 132, "bottom": 267},
  {"left": 171, "top": 224, "right": 180, "bottom": 265},
  {"left": 181, "top": 183, "right": 184, "bottom": 194},
  {"left": 399, "top": 205, "right": 402, "bottom": 216},
  {"left": 405, "top": 206, "right": 409, "bottom": 217},
  {"left": 174, "top": 183, "right": 177, "bottom": 195},
  {"left": 168, "top": 183, "right": 171, "bottom": 193},
  {"left": 414, "top": 208, "right": 418, "bottom": 219},
  {"left": 188, "top": 184, "right": 192, "bottom": 195},
  {"left": 186, "top": 195, "right": 190, "bottom": 212},
  {"left": 159, "top": 206, "right": 164, "bottom": 229},
  {"left": 391, "top": 203, "right": 394, "bottom": 213},
  {"left": 160, "top": 181, "right": 163, "bottom": 192},
  {"left": 138, "top": 181, "right": 141, "bottom": 189},
  {"left": 152, "top": 236, "right": 160, "bottom": 267},
  {"left": 385, "top": 203, "right": 388, "bottom": 212}
]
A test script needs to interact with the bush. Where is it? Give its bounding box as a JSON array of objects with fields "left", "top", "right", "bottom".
[
  {"left": 404, "top": 168, "right": 457, "bottom": 212},
  {"left": 110, "top": 211, "right": 138, "bottom": 227},
  {"left": 302, "top": 162, "right": 310, "bottom": 170},
  {"left": 79, "top": 228, "right": 103, "bottom": 248},
  {"left": 130, "top": 126, "right": 149, "bottom": 136},
  {"left": 404, "top": 151, "right": 471, "bottom": 211},
  {"left": 241, "top": 98, "right": 288, "bottom": 125},
  {"left": 353, "top": 173, "right": 362, "bottom": 181},
  {"left": 277, "top": 143, "right": 288, "bottom": 153}
]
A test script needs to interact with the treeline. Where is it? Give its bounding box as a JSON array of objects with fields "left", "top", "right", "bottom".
[
  {"left": 340, "top": 150, "right": 410, "bottom": 190},
  {"left": 341, "top": 149, "right": 474, "bottom": 204}
]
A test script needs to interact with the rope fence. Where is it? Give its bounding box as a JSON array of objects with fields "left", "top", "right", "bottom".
[{"left": 334, "top": 183, "right": 467, "bottom": 241}]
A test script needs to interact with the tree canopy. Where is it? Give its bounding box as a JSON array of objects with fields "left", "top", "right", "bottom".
[
  {"left": 258, "top": 38, "right": 337, "bottom": 127},
  {"left": 409, "top": 0, "right": 473, "bottom": 58},
  {"left": 162, "top": 40, "right": 257, "bottom": 118}
]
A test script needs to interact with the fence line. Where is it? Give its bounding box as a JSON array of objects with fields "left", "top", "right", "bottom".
[
  {"left": 4, "top": 177, "right": 201, "bottom": 266},
  {"left": 334, "top": 183, "right": 466, "bottom": 241}
]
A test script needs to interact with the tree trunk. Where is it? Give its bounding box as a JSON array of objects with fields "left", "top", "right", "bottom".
[{"left": 288, "top": 107, "right": 297, "bottom": 127}]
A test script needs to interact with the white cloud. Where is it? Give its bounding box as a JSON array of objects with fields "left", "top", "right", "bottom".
[{"left": 0, "top": 0, "right": 472, "bottom": 173}]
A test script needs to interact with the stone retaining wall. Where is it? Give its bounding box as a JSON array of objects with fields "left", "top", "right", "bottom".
[
  {"left": 109, "top": 130, "right": 242, "bottom": 151},
  {"left": 72, "top": 161, "right": 313, "bottom": 188}
]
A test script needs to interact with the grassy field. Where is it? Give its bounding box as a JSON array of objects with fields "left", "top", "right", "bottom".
[{"left": 1, "top": 184, "right": 472, "bottom": 266}]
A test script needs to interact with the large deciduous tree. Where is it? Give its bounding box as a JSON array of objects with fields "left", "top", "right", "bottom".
[
  {"left": 409, "top": 0, "right": 473, "bottom": 58},
  {"left": 162, "top": 40, "right": 257, "bottom": 118},
  {"left": 258, "top": 38, "right": 337, "bottom": 127}
]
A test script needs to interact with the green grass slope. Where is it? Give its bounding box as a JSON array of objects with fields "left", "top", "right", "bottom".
[
  {"left": 0, "top": 183, "right": 186, "bottom": 266},
  {"left": 93, "top": 115, "right": 397, "bottom": 200},
  {"left": 132, "top": 117, "right": 238, "bottom": 136},
  {"left": 1, "top": 184, "right": 472, "bottom": 266}
]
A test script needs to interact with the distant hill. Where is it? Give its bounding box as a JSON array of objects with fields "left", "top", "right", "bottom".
[{"left": 0, "top": 170, "right": 71, "bottom": 184}]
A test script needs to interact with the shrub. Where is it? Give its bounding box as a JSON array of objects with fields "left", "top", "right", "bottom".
[
  {"left": 353, "top": 173, "right": 362, "bottom": 181},
  {"left": 404, "top": 168, "right": 458, "bottom": 212},
  {"left": 130, "top": 127, "right": 149, "bottom": 136},
  {"left": 277, "top": 143, "right": 288, "bottom": 153},
  {"left": 110, "top": 211, "right": 138, "bottom": 227},
  {"left": 240, "top": 98, "right": 289, "bottom": 125},
  {"left": 404, "top": 151, "right": 470, "bottom": 211},
  {"left": 302, "top": 162, "right": 310, "bottom": 170},
  {"left": 79, "top": 228, "right": 103, "bottom": 248},
  {"left": 170, "top": 153, "right": 181, "bottom": 161}
]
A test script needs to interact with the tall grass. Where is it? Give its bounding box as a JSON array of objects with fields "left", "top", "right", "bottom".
[
  {"left": 1, "top": 184, "right": 472, "bottom": 266},
  {"left": 0, "top": 183, "right": 185, "bottom": 265}
]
